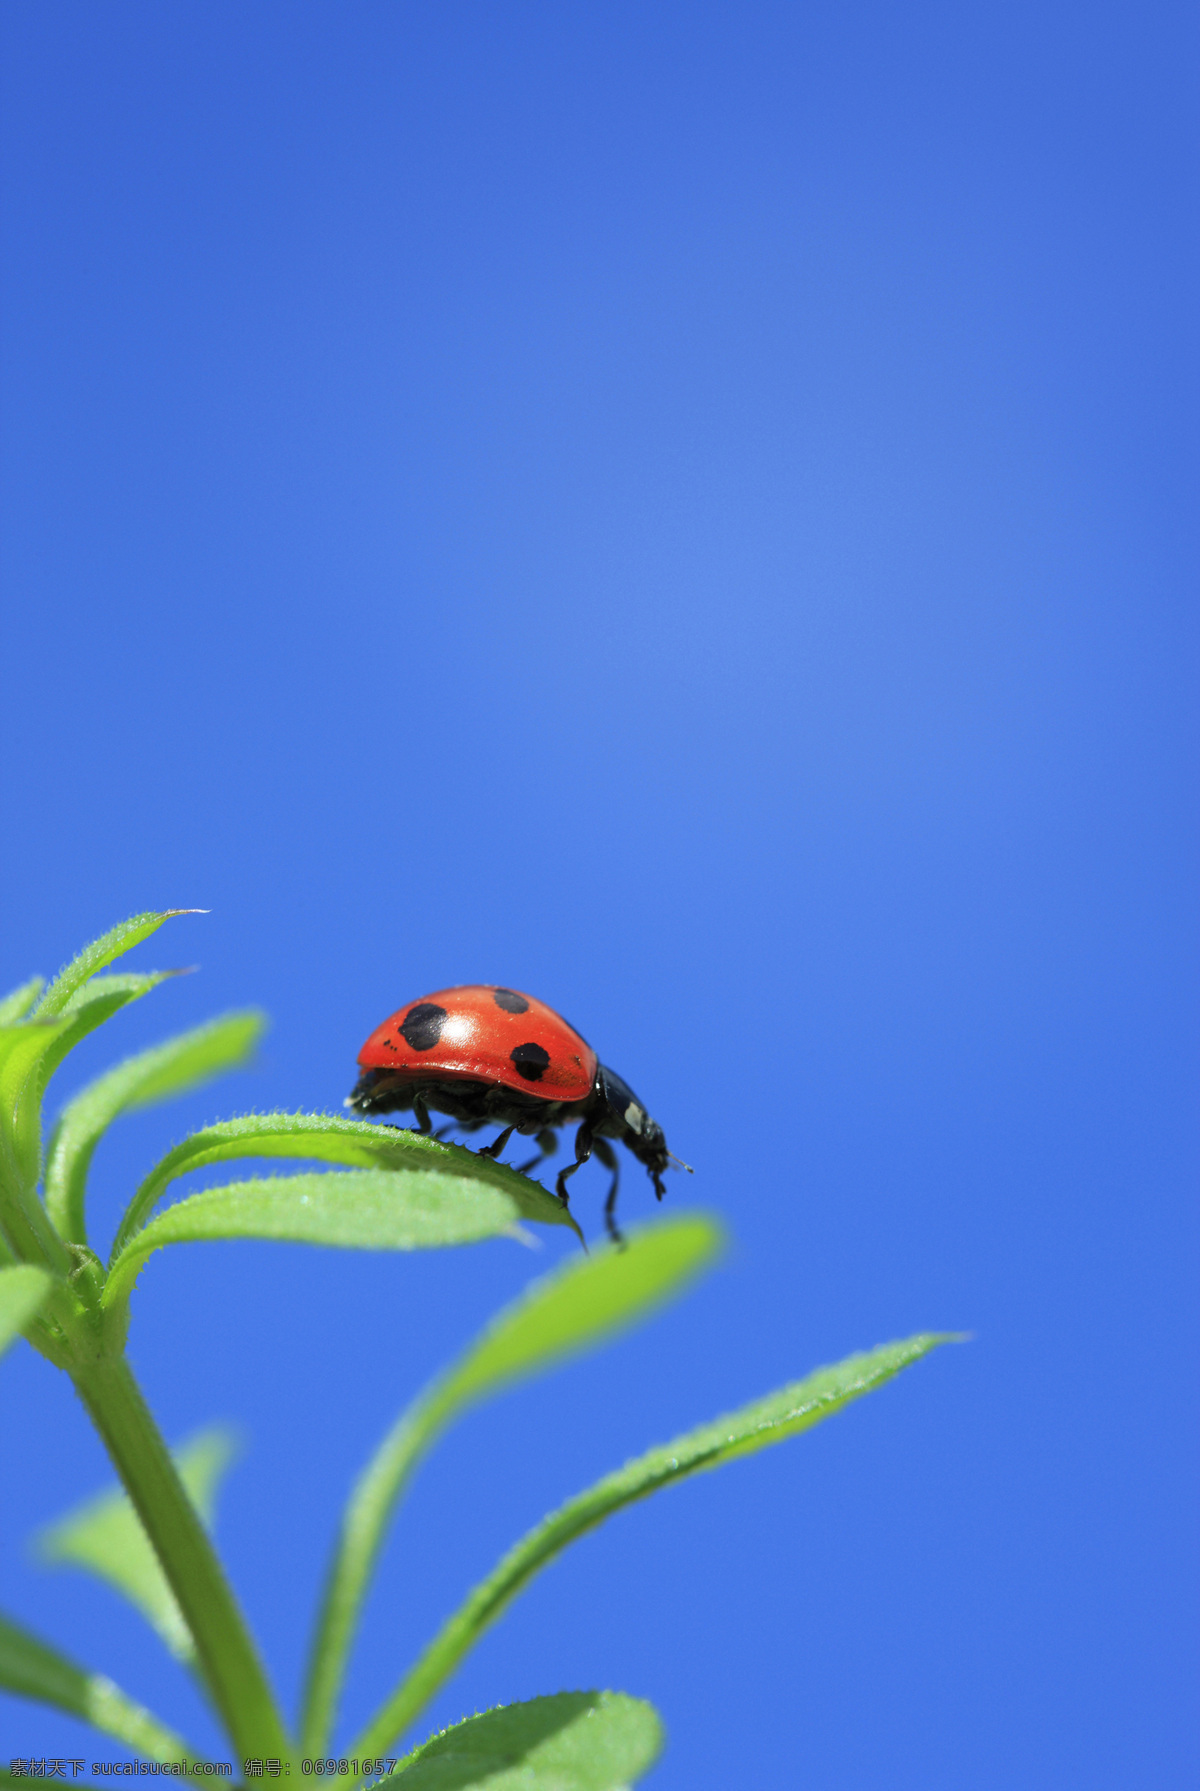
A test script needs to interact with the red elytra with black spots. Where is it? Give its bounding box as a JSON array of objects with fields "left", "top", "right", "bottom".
[{"left": 348, "top": 984, "right": 686, "bottom": 1242}]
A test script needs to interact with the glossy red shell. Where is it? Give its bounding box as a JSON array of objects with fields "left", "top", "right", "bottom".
[{"left": 356, "top": 985, "right": 598, "bottom": 1103}]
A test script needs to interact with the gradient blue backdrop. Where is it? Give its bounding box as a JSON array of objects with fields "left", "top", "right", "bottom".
[{"left": 1, "top": 5, "right": 1195, "bottom": 1787}]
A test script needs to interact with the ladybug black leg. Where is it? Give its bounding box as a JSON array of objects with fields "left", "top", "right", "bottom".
[
  {"left": 515, "top": 1127, "right": 559, "bottom": 1176},
  {"left": 478, "top": 1125, "right": 515, "bottom": 1161},
  {"left": 412, "top": 1095, "right": 433, "bottom": 1136},
  {"left": 555, "top": 1120, "right": 594, "bottom": 1206},
  {"left": 592, "top": 1138, "right": 623, "bottom": 1246}
]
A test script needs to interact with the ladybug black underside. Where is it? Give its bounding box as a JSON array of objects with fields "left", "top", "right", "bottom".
[{"left": 347, "top": 1063, "right": 669, "bottom": 1243}]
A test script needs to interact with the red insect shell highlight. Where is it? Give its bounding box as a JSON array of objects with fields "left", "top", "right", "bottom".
[{"left": 356, "top": 984, "right": 598, "bottom": 1103}]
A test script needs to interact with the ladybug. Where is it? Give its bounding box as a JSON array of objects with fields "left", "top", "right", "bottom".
[{"left": 347, "top": 985, "right": 686, "bottom": 1242}]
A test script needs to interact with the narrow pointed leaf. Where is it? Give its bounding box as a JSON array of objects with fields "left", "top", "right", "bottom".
[
  {"left": 2, "top": 976, "right": 185, "bottom": 1193},
  {"left": 0, "top": 977, "right": 44, "bottom": 1024},
  {"left": 0, "top": 1024, "right": 76, "bottom": 1264},
  {"left": 434, "top": 1213, "right": 722, "bottom": 1405},
  {"left": 34, "top": 911, "right": 201, "bottom": 1018},
  {"left": 112, "top": 1113, "right": 582, "bottom": 1261},
  {"left": 0, "top": 1019, "right": 74, "bottom": 1198},
  {"left": 37, "top": 970, "right": 188, "bottom": 1086},
  {"left": 105, "top": 1169, "right": 570, "bottom": 1311},
  {"left": 0, "top": 1020, "right": 74, "bottom": 1120},
  {"left": 301, "top": 1214, "right": 721, "bottom": 1752},
  {"left": 354, "top": 1332, "right": 955, "bottom": 1753},
  {"left": 0, "top": 1265, "right": 52, "bottom": 1360},
  {"left": 45, "top": 1011, "right": 266, "bottom": 1243},
  {"left": 37, "top": 1426, "right": 239, "bottom": 1663},
  {"left": 393, "top": 1692, "right": 663, "bottom": 1789},
  {"left": 0, "top": 1610, "right": 189, "bottom": 1758}
]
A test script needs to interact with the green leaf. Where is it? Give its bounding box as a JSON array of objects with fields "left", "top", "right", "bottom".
[
  {"left": 393, "top": 1692, "right": 664, "bottom": 1790},
  {"left": 45, "top": 1011, "right": 266, "bottom": 1244},
  {"left": 34, "top": 910, "right": 202, "bottom": 1018},
  {"left": 0, "top": 1609, "right": 190, "bottom": 1759},
  {"left": 0, "top": 1265, "right": 52, "bottom": 1359},
  {"left": 0, "top": 1024, "right": 76, "bottom": 1265},
  {"left": 111, "top": 1112, "right": 583, "bottom": 1263},
  {"left": 104, "top": 1169, "right": 572, "bottom": 1312},
  {"left": 0, "top": 976, "right": 44, "bottom": 1024},
  {"left": 432, "top": 1213, "right": 722, "bottom": 1405},
  {"left": 301, "top": 1214, "right": 722, "bottom": 1753},
  {"left": 353, "top": 1332, "right": 956, "bottom": 1754},
  {"left": 38, "top": 969, "right": 189, "bottom": 1086},
  {"left": 36, "top": 1426, "right": 239, "bottom": 1663},
  {"left": 2, "top": 974, "right": 186, "bottom": 1196},
  {"left": 0, "top": 1019, "right": 74, "bottom": 1141}
]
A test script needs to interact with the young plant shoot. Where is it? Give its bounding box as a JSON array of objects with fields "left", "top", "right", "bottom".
[{"left": 0, "top": 915, "right": 953, "bottom": 1788}]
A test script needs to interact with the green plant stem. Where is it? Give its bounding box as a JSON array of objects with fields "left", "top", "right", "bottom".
[{"left": 69, "top": 1351, "right": 290, "bottom": 1761}]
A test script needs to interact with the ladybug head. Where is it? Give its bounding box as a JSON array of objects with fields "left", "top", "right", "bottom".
[{"left": 597, "top": 1063, "right": 669, "bottom": 1181}]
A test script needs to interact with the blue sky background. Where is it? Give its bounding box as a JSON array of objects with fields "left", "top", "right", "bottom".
[{"left": 1, "top": 4, "right": 1195, "bottom": 1786}]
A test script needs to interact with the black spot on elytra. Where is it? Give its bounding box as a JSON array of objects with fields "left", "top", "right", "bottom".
[
  {"left": 493, "top": 988, "right": 529, "bottom": 1014},
  {"left": 510, "top": 1041, "right": 550, "bottom": 1081},
  {"left": 400, "top": 1002, "right": 448, "bottom": 1051}
]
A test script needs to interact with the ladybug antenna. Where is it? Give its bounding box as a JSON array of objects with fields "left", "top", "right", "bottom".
[{"left": 667, "top": 1151, "right": 693, "bottom": 1174}]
